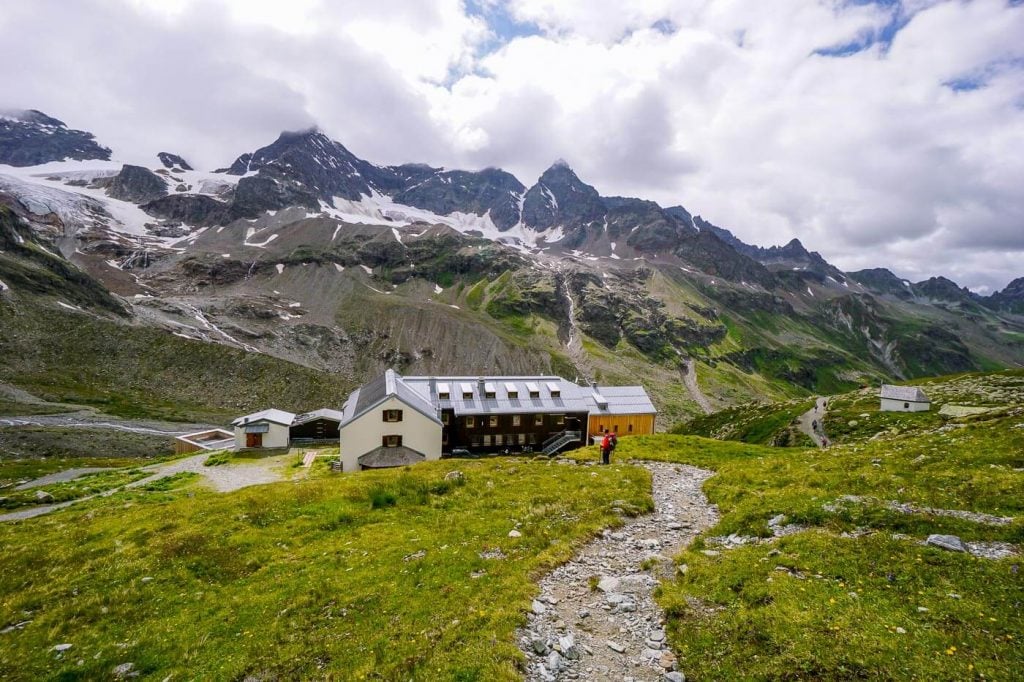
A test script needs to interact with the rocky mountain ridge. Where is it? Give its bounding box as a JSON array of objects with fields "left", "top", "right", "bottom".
[{"left": 1, "top": 110, "right": 1022, "bottom": 425}]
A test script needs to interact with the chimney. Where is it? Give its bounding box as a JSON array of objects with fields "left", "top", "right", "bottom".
[
  {"left": 429, "top": 377, "right": 437, "bottom": 396},
  {"left": 478, "top": 377, "right": 485, "bottom": 393},
  {"left": 590, "top": 381, "right": 598, "bottom": 390}
]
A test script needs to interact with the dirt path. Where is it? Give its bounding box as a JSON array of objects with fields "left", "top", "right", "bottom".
[
  {"left": 680, "top": 358, "right": 714, "bottom": 415},
  {"left": 797, "top": 397, "right": 830, "bottom": 447},
  {"left": 518, "top": 462, "right": 718, "bottom": 681}
]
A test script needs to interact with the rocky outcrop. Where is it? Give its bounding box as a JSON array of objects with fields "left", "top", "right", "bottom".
[
  {"left": 914, "top": 276, "right": 977, "bottom": 304},
  {"left": 142, "top": 194, "right": 227, "bottom": 224},
  {"left": 157, "top": 152, "right": 193, "bottom": 171},
  {"left": 522, "top": 161, "right": 606, "bottom": 244},
  {"left": 0, "top": 109, "right": 111, "bottom": 166},
  {"left": 848, "top": 268, "right": 915, "bottom": 300},
  {"left": 106, "top": 165, "right": 168, "bottom": 204}
]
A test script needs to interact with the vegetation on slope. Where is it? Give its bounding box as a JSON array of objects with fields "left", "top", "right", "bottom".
[
  {"left": 0, "top": 304, "right": 355, "bottom": 423},
  {"left": 0, "top": 458, "right": 651, "bottom": 680},
  {"left": 601, "top": 399, "right": 1023, "bottom": 680}
]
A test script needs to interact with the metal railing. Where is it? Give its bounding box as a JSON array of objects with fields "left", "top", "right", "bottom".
[{"left": 541, "top": 430, "right": 581, "bottom": 456}]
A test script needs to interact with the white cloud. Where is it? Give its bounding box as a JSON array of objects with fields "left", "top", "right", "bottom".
[{"left": 0, "top": 0, "right": 1021, "bottom": 292}]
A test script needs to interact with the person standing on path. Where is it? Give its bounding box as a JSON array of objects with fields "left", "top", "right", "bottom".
[{"left": 600, "top": 429, "right": 612, "bottom": 465}]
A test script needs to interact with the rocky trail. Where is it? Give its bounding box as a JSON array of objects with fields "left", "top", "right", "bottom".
[
  {"left": 797, "top": 397, "right": 830, "bottom": 447},
  {"left": 518, "top": 462, "right": 718, "bottom": 681},
  {"left": 680, "top": 359, "right": 713, "bottom": 415}
]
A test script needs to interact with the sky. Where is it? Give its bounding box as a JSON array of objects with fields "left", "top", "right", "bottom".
[{"left": 1, "top": 0, "right": 1022, "bottom": 293}]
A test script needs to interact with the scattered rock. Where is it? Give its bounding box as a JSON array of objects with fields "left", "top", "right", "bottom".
[
  {"left": 649, "top": 629, "right": 665, "bottom": 642},
  {"left": 443, "top": 470, "right": 465, "bottom": 482},
  {"left": 403, "top": 550, "right": 426, "bottom": 561},
  {"left": 606, "top": 640, "right": 626, "bottom": 653},
  {"left": 664, "top": 672, "right": 685, "bottom": 682},
  {"left": 112, "top": 662, "right": 136, "bottom": 678},
  {"left": 701, "top": 549, "right": 720, "bottom": 557},
  {"left": 532, "top": 600, "right": 547, "bottom": 615},
  {"left": 531, "top": 638, "right": 548, "bottom": 655},
  {"left": 34, "top": 490, "right": 54, "bottom": 503},
  {"left": 53, "top": 643, "right": 73, "bottom": 653},
  {"left": 926, "top": 534, "right": 968, "bottom": 553},
  {"left": 597, "top": 576, "right": 621, "bottom": 593},
  {"left": 509, "top": 529, "right": 523, "bottom": 538},
  {"left": 895, "top": 627, "right": 906, "bottom": 634}
]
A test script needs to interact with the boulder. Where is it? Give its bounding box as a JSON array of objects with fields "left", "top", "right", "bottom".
[{"left": 926, "top": 534, "right": 968, "bottom": 553}]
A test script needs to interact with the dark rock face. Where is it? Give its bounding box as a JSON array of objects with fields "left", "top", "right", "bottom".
[
  {"left": 986, "top": 277, "right": 1024, "bottom": 314},
  {"left": 914, "top": 276, "right": 976, "bottom": 303},
  {"left": 602, "top": 197, "right": 695, "bottom": 252},
  {"left": 522, "top": 162, "right": 606, "bottom": 239},
  {"left": 675, "top": 230, "right": 776, "bottom": 287},
  {"left": 142, "top": 194, "right": 227, "bottom": 224},
  {"left": 222, "top": 128, "right": 381, "bottom": 203},
  {"left": 107, "top": 165, "right": 168, "bottom": 204},
  {"left": 228, "top": 175, "right": 319, "bottom": 220},
  {"left": 157, "top": 152, "right": 193, "bottom": 171},
  {"left": 848, "top": 268, "right": 916, "bottom": 300},
  {"left": 0, "top": 109, "right": 111, "bottom": 166},
  {"left": 393, "top": 167, "right": 525, "bottom": 230}
]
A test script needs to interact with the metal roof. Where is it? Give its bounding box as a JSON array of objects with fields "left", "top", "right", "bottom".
[
  {"left": 879, "top": 384, "right": 930, "bottom": 402},
  {"left": 402, "top": 375, "right": 591, "bottom": 416},
  {"left": 587, "top": 385, "right": 657, "bottom": 415},
  {"left": 231, "top": 408, "right": 296, "bottom": 427},
  {"left": 358, "top": 444, "right": 427, "bottom": 469},
  {"left": 292, "top": 408, "right": 345, "bottom": 426},
  {"left": 339, "top": 369, "right": 442, "bottom": 427}
]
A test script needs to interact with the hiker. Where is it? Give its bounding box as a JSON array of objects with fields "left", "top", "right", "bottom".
[
  {"left": 600, "top": 429, "right": 612, "bottom": 465},
  {"left": 610, "top": 429, "right": 618, "bottom": 452}
]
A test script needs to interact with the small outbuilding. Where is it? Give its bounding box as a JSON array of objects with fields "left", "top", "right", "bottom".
[
  {"left": 879, "top": 384, "right": 931, "bottom": 412},
  {"left": 231, "top": 408, "right": 296, "bottom": 449},
  {"left": 290, "top": 409, "right": 344, "bottom": 443},
  {"left": 174, "top": 428, "right": 235, "bottom": 455}
]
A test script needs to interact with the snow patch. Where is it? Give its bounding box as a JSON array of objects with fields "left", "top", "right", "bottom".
[
  {"left": 449, "top": 304, "right": 460, "bottom": 309},
  {"left": 434, "top": 284, "right": 443, "bottom": 294},
  {"left": 333, "top": 263, "right": 345, "bottom": 272},
  {"left": 221, "top": 253, "right": 231, "bottom": 258},
  {"left": 245, "top": 233, "right": 279, "bottom": 248},
  {"left": 0, "top": 278, "right": 8, "bottom": 292},
  {"left": 331, "top": 224, "right": 342, "bottom": 241},
  {"left": 360, "top": 264, "right": 373, "bottom": 275},
  {"left": 288, "top": 302, "right": 301, "bottom": 308},
  {"left": 610, "top": 241, "right": 616, "bottom": 251},
  {"left": 391, "top": 227, "right": 404, "bottom": 245},
  {"left": 57, "top": 301, "right": 81, "bottom": 311},
  {"left": 807, "top": 287, "right": 815, "bottom": 297},
  {"left": 275, "top": 263, "right": 284, "bottom": 275}
]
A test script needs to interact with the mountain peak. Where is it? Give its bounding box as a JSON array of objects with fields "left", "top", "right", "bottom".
[{"left": 0, "top": 108, "right": 111, "bottom": 166}]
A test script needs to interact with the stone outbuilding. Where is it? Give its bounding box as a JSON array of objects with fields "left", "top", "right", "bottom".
[{"left": 879, "top": 384, "right": 931, "bottom": 412}]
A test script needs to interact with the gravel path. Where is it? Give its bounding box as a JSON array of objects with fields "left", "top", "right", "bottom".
[
  {"left": 0, "top": 453, "right": 287, "bottom": 522},
  {"left": 0, "top": 414, "right": 214, "bottom": 436},
  {"left": 518, "top": 462, "right": 718, "bottom": 681},
  {"left": 680, "top": 359, "right": 713, "bottom": 415},
  {"left": 797, "top": 397, "right": 830, "bottom": 447},
  {"left": 14, "top": 467, "right": 114, "bottom": 490}
]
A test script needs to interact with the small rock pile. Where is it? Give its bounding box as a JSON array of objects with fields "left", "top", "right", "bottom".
[{"left": 518, "top": 462, "right": 717, "bottom": 681}]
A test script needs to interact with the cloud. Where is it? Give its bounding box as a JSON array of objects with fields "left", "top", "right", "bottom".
[{"left": 0, "top": 0, "right": 1021, "bottom": 292}]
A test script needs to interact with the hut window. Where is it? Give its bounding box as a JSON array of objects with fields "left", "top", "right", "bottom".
[
  {"left": 517, "top": 433, "right": 526, "bottom": 445},
  {"left": 534, "top": 414, "right": 543, "bottom": 426},
  {"left": 466, "top": 416, "right": 475, "bottom": 428},
  {"left": 383, "top": 409, "right": 403, "bottom": 422},
  {"left": 489, "top": 415, "right": 498, "bottom": 427},
  {"left": 529, "top": 390, "right": 540, "bottom": 398},
  {"left": 438, "top": 391, "right": 450, "bottom": 400},
  {"left": 483, "top": 435, "right": 491, "bottom": 446},
  {"left": 382, "top": 435, "right": 402, "bottom": 448},
  {"left": 512, "top": 415, "right": 521, "bottom": 426},
  {"left": 554, "top": 414, "right": 565, "bottom": 425},
  {"left": 484, "top": 382, "right": 497, "bottom": 399},
  {"left": 463, "top": 391, "right": 474, "bottom": 400},
  {"left": 495, "top": 435, "right": 503, "bottom": 446},
  {"left": 508, "top": 390, "right": 519, "bottom": 399},
  {"left": 628, "top": 423, "right": 633, "bottom": 433},
  {"left": 904, "top": 402, "right": 909, "bottom": 409}
]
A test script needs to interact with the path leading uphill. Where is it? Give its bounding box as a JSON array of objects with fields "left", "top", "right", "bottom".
[
  {"left": 518, "top": 462, "right": 718, "bottom": 681},
  {"left": 797, "top": 397, "right": 830, "bottom": 447},
  {"left": 680, "top": 359, "right": 714, "bottom": 415}
]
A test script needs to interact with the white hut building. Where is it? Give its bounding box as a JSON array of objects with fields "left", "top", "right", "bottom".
[
  {"left": 879, "top": 384, "right": 931, "bottom": 412},
  {"left": 231, "top": 408, "right": 296, "bottom": 449},
  {"left": 337, "top": 369, "right": 443, "bottom": 472}
]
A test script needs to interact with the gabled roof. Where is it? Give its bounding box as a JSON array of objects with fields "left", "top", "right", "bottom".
[
  {"left": 340, "top": 369, "right": 442, "bottom": 427},
  {"left": 401, "top": 375, "right": 592, "bottom": 416},
  {"left": 586, "top": 385, "right": 657, "bottom": 415},
  {"left": 879, "top": 384, "right": 930, "bottom": 402},
  {"left": 231, "top": 408, "right": 296, "bottom": 427},
  {"left": 292, "top": 408, "right": 345, "bottom": 426}
]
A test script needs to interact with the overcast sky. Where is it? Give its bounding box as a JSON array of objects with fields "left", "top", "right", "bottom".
[{"left": 1, "top": 0, "right": 1022, "bottom": 293}]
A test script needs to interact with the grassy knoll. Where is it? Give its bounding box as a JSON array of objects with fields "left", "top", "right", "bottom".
[
  {"left": 675, "top": 397, "right": 816, "bottom": 446},
  {"left": 0, "top": 457, "right": 145, "bottom": 488},
  {"left": 597, "top": 406, "right": 1024, "bottom": 680},
  {"left": 0, "top": 466, "right": 153, "bottom": 511},
  {"left": 0, "top": 458, "right": 651, "bottom": 680}
]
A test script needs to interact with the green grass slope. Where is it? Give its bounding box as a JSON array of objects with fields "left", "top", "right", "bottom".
[{"left": 0, "top": 458, "right": 651, "bottom": 680}]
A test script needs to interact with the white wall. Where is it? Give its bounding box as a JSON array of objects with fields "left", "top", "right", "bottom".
[
  {"left": 339, "top": 396, "right": 442, "bottom": 472},
  {"left": 234, "top": 421, "right": 291, "bottom": 449},
  {"left": 880, "top": 398, "right": 930, "bottom": 413}
]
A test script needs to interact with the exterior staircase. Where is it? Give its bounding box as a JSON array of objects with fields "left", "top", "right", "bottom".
[{"left": 541, "top": 430, "right": 582, "bottom": 457}]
